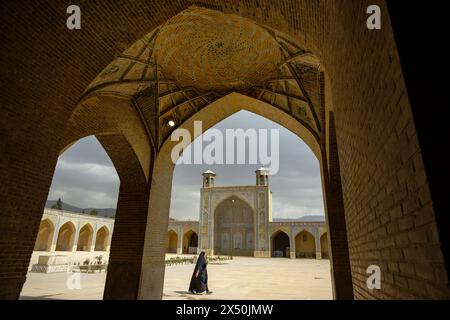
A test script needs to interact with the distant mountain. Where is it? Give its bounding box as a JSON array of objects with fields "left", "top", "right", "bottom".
[
  {"left": 45, "top": 200, "right": 82, "bottom": 212},
  {"left": 83, "top": 207, "right": 116, "bottom": 218},
  {"left": 273, "top": 215, "right": 325, "bottom": 222},
  {"left": 45, "top": 200, "right": 116, "bottom": 218}
]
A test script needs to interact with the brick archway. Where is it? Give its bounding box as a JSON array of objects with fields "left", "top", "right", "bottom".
[
  {"left": 1, "top": 1, "right": 448, "bottom": 300},
  {"left": 138, "top": 92, "right": 352, "bottom": 299}
]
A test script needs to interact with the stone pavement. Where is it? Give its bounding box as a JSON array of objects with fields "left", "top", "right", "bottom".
[{"left": 20, "top": 257, "right": 332, "bottom": 300}]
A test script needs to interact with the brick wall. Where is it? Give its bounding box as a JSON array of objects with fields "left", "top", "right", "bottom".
[
  {"left": 321, "top": 1, "right": 449, "bottom": 299},
  {"left": 0, "top": 0, "right": 448, "bottom": 299}
]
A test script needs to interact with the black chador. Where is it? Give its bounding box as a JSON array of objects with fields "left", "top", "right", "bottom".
[{"left": 188, "top": 251, "right": 210, "bottom": 294}]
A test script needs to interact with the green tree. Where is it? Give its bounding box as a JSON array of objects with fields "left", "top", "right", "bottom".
[
  {"left": 52, "top": 198, "right": 63, "bottom": 210},
  {"left": 89, "top": 209, "right": 98, "bottom": 216}
]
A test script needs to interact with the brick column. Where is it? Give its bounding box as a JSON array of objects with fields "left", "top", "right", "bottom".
[
  {"left": 50, "top": 217, "right": 60, "bottom": 252},
  {"left": 315, "top": 228, "right": 322, "bottom": 260},
  {"left": 320, "top": 112, "right": 353, "bottom": 300},
  {"left": 98, "top": 135, "right": 151, "bottom": 300},
  {"left": 289, "top": 229, "right": 296, "bottom": 259},
  {"left": 0, "top": 140, "right": 60, "bottom": 299},
  {"left": 107, "top": 226, "right": 113, "bottom": 252},
  {"left": 103, "top": 187, "right": 149, "bottom": 299},
  {"left": 138, "top": 149, "right": 175, "bottom": 299},
  {"left": 177, "top": 228, "right": 183, "bottom": 255},
  {"left": 90, "top": 226, "right": 97, "bottom": 252},
  {"left": 72, "top": 223, "right": 80, "bottom": 252}
]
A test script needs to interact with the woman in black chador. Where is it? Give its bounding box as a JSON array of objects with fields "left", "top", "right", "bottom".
[{"left": 189, "top": 251, "right": 211, "bottom": 294}]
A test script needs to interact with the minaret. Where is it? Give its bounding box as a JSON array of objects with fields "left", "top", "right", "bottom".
[
  {"left": 255, "top": 167, "right": 269, "bottom": 186},
  {"left": 199, "top": 170, "right": 216, "bottom": 256},
  {"left": 202, "top": 170, "right": 216, "bottom": 188}
]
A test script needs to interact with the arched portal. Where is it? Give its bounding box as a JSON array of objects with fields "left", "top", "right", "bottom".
[
  {"left": 95, "top": 226, "right": 110, "bottom": 251},
  {"left": 182, "top": 230, "right": 198, "bottom": 254},
  {"left": 34, "top": 219, "right": 55, "bottom": 251},
  {"left": 295, "top": 230, "right": 316, "bottom": 259},
  {"left": 2, "top": 1, "right": 441, "bottom": 302},
  {"left": 55, "top": 222, "right": 76, "bottom": 252},
  {"left": 167, "top": 230, "right": 178, "bottom": 254},
  {"left": 77, "top": 223, "right": 94, "bottom": 251},
  {"left": 271, "top": 231, "right": 290, "bottom": 257},
  {"left": 141, "top": 91, "right": 333, "bottom": 298},
  {"left": 214, "top": 196, "right": 254, "bottom": 256},
  {"left": 56, "top": 127, "right": 149, "bottom": 299},
  {"left": 87, "top": 10, "right": 329, "bottom": 297},
  {"left": 320, "top": 233, "right": 329, "bottom": 259}
]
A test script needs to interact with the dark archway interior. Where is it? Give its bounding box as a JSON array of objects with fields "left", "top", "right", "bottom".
[
  {"left": 188, "top": 233, "right": 198, "bottom": 247},
  {"left": 272, "top": 232, "right": 290, "bottom": 258},
  {"left": 182, "top": 230, "right": 199, "bottom": 254}
]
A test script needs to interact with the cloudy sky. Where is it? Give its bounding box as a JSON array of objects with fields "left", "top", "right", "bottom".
[{"left": 48, "top": 111, "right": 324, "bottom": 220}]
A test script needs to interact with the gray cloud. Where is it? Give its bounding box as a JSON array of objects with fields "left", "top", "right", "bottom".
[
  {"left": 170, "top": 111, "right": 325, "bottom": 219},
  {"left": 47, "top": 137, "right": 119, "bottom": 209},
  {"left": 47, "top": 111, "right": 325, "bottom": 219}
]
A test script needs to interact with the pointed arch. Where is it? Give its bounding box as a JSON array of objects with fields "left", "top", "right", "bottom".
[
  {"left": 295, "top": 230, "right": 316, "bottom": 259},
  {"left": 77, "top": 223, "right": 94, "bottom": 251},
  {"left": 95, "top": 226, "right": 110, "bottom": 251},
  {"left": 167, "top": 230, "right": 178, "bottom": 253},
  {"left": 182, "top": 230, "right": 198, "bottom": 254},
  {"left": 270, "top": 230, "right": 290, "bottom": 257},
  {"left": 55, "top": 221, "right": 76, "bottom": 252},
  {"left": 34, "top": 219, "right": 55, "bottom": 251},
  {"left": 214, "top": 195, "right": 255, "bottom": 256}
]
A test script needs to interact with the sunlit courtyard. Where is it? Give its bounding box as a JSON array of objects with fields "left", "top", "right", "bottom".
[{"left": 20, "top": 257, "right": 332, "bottom": 300}]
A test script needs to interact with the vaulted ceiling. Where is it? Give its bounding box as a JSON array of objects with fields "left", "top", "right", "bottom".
[{"left": 82, "top": 6, "right": 325, "bottom": 150}]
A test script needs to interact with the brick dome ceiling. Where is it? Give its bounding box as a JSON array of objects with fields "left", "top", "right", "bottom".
[
  {"left": 154, "top": 7, "right": 283, "bottom": 92},
  {"left": 84, "top": 5, "right": 322, "bottom": 145}
]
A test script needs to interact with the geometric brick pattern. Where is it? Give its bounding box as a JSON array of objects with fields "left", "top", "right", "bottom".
[
  {"left": 84, "top": 7, "right": 323, "bottom": 150},
  {"left": 1, "top": 0, "right": 449, "bottom": 300}
]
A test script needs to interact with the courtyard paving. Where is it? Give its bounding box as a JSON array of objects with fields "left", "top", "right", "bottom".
[{"left": 20, "top": 257, "right": 332, "bottom": 300}]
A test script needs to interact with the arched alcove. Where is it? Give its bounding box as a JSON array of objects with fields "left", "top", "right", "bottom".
[
  {"left": 55, "top": 222, "right": 76, "bottom": 252},
  {"left": 34, "top": 219, "right": 55, "bottom": 251},
  {"left": 95, "top": 226, "right": 110, "bottom": 252},
  {"left": 167, "top": 230, "right": 178, "bottom": 254},
  {"left": 77, "top": 224, "right": 94, "bottom": 251},
  {"left": 295, "top": 230, "right": 316, "bottom": 259},
  {"left": 271, "top": 230, "right": 290, "bottom": 258},
  {"left": 182, "top": 230, "right": 198, "bottom": 254},
  {"left": 213, "top": 196, "right": 255, "bottom": 257}
]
